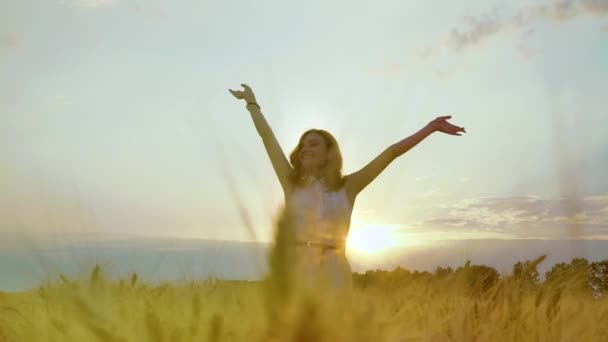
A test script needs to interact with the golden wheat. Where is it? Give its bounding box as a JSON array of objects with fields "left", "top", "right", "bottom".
[{"left": 0, "top": 257, "right": 606, "bottom": 341}]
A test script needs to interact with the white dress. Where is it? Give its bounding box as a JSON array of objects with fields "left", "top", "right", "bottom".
[{"left": 287, "top": 175, "right": 354, "bottom": 293}]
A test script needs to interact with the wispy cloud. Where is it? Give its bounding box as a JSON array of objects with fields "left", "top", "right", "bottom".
[
  {"left": 408, "top": 194, "right": 608, "bottom": 239},
  {"left": 451, "top": 0, "right": 607, "bottom": 50},
  {"left": 421, "top": 0, "right": 608, "bottom": 60},
  {"left": 448, "top": 11, "right": 505, "bottom": 52}
]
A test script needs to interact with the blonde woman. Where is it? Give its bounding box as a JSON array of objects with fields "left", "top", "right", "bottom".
[{"left": 228, "top": 83, "right": 466, "bottom": 294}]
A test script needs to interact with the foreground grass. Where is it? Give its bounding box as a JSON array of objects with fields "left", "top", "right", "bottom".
[{"left": 0, "top": 262, "right": 606, "bottom": 342}]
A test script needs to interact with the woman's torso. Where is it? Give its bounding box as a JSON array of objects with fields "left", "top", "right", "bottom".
[
  {"left": 285, "top": 176, "right": 355, "bottom": 291},
  {"left": 286, "top": 176, "right": 354, "bottom": 249}
]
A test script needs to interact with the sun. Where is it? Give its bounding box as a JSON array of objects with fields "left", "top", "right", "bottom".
[{"left": 346, "top": 224, "right": 400, "bottom": 255}]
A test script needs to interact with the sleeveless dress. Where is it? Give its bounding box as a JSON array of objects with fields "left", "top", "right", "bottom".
[{"left": 286, "top": 175, "right": 354, "bottom": 294}]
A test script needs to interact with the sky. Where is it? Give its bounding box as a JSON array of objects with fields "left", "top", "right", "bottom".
[{"left": 1, "top": 0, "right": 608, "bottom": 264}]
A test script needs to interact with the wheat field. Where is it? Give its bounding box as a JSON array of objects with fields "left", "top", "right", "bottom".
[{"left": 0, "top": 253, "right": 606, "bottom": 342}]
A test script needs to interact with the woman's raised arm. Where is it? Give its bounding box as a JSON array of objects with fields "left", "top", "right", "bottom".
[
  {"left": 344, "top": 116, "right": 465, "bottom": 200},
  {"left": 229, "top": 83, "right": 294, "bottom": 195}
]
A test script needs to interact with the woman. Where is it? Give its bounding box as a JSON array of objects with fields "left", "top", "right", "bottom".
[{"left": 228, "top": 83, "right": 466, "bottom": 295}]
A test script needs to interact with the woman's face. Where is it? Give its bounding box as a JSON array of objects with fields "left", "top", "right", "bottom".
[{"left": 299, "top": 132, "right": 328, "bottom": 171}]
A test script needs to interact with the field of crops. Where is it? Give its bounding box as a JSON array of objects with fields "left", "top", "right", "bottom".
[{"left": 1, "top": 253, "right": 606, "bottom": 342}]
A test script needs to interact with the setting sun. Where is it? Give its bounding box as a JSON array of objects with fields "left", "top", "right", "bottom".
[{"left": 346, "top": 224, "right": 401, "bottom": 255}]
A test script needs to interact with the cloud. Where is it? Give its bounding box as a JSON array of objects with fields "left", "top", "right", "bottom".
[
  {"left": 409, "top": 194, "right": 608, "bottom": 239},
  {"left": 419, "top": 0, "right": 608, "bottom": 60},
  {"left": 0, "top": 32, "right": 18, "bottom": 50},
  {"left": 448, "top": 12, "right": 506, "bottom": 52},
  {"left": 372, "top": 1, "right": 607, "bottom": 79}
]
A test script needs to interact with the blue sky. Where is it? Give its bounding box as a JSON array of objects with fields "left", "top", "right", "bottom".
[{"left": 1, "top": 0, "right": 607, "bottom": 255}]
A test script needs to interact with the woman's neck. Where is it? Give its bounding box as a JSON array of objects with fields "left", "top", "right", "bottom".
[{"left": 302, "top": 168, "right": 324, "bottom": 179}]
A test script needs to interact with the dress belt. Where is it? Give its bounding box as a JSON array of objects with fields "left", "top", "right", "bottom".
[{"left": 295, "top": 241, "right": 339, "bottom": 250}]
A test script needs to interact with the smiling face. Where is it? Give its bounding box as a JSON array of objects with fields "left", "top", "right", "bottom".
[
  {"left": 289, "top": 129, "right": 345, "bottom": 190},
  {"left": 299, "top": 132, "right": 328, "bottom": 172}
]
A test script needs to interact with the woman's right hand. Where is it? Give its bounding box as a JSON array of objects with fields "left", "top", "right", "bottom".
[{"left": 228, "top": 83, "right": 258, "bottom": 104}]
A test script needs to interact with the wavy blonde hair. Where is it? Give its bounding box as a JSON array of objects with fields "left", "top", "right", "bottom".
[{"left": 289, "top": 129, "right": 345, "bottom": 191}]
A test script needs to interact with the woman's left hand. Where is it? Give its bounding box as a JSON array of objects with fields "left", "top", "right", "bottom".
[{"left": 429, "top": 116, "right": 466, "bottom": 136}]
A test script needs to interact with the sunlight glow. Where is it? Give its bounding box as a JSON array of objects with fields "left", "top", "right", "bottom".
[{"left": 346, "top": 224, "right": 402, "bottom": 255}]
